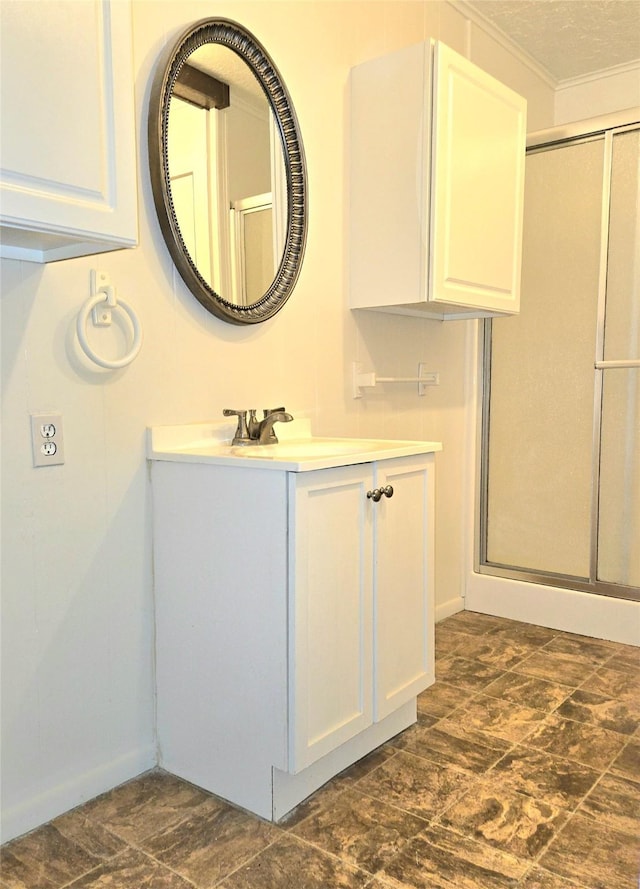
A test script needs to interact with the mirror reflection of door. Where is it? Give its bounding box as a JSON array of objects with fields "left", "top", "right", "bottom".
[
  {"left": 229, "top": 194, "right": 274, "bottom": 304},
  {"left": 167, "top": 98, "right": 214, "bottom": 287},
  {"left": 166, "top": 45, "right": 286, "bottom": 306}
]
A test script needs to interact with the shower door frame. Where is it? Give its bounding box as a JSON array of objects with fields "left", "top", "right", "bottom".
[{"left": 477, "top": 110, "right": 640, "bottom": 605}]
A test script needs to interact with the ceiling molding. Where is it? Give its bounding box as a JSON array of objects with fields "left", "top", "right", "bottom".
[
  {"left": 450, "top": 0, "right": 558, "bottom": 87},
  {"left": 555, "top": 58, "right": 640, "bottom": 90}
]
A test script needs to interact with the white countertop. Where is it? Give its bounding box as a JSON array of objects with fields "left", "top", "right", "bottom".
[{"left": 147, "top": 419, "right": 442, "bottom": 472}]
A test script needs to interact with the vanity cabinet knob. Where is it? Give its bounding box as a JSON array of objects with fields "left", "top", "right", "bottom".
[{"left": 367, "top": 485, "right": 394, "bottom": 502}]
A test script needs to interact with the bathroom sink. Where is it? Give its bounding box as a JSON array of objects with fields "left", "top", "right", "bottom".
[
  {"left": 230, "top": 438, "right": 387, "bottom": 459},
  {"left": 147, "top": 419, "right": 442, "bottom": 472}
]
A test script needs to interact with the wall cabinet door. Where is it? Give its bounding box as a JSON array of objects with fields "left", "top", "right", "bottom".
[
  {"left": 374, "top": 455, "right": 435, "bottom": 721},
  {"left": 349, "top": 40, "right": 526, "bottom": 320},
  {"left": 0, "top": 0, "right": 138, "bottom": 262},
  {"left": 289, "top": 464, "right": 375, "bottom": 773},
  {"left": 430, "top": 43, "right": 525, "bottom": 315}
]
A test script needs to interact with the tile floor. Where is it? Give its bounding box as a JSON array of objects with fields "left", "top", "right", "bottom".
[{"left": 2, "top": 611, "right": 639, "bottom": 889}]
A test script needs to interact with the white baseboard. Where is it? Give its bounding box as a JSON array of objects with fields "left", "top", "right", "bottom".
[
  {"left": 466, "top": 572, "right": 639, "bottom": 646},
  {"left": 435, "top": 595, "right": 465, "bottom": 623},
  {"left": 1, "top": 744, "right": 156, "bottom": 844}
]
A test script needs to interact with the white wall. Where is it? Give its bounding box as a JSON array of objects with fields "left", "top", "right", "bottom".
[{"left": 0, "top": 0, "right": 554, "bottom": 842}]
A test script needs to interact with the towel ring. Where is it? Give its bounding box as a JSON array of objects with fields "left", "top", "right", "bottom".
[{"left": 77, "top": 290, "right": 142, "bottom": 369}]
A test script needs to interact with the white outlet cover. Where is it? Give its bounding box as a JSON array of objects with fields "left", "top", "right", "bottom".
[{"left": 31, "top": 413, "right": 65, "bottom": 467}]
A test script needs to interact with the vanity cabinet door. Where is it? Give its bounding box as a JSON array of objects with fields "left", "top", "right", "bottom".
[
  {"left": 288, "top": 455, "right": 436, "bottom": 773},
  {"left": 0, "top": 0, "right": 138, "bottom": 262},
  {"left": 288, "top": 464, "right": 374, "bottom": 773},
  {"left": 374, "top": 454, "right": 435, "bottom": 721}
]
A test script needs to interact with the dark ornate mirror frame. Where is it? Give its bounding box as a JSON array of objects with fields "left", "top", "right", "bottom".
[{"left": 148, "top": 18, "right": 307, "bottom": 324}]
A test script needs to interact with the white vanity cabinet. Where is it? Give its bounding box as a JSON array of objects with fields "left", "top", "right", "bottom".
[
  {"left": 150, "top": 446, "right": 436, "bottom": 821},
  {"left": 349, "top": 41, "right": 526, "bottom": 319},
  {"left": 0, "top": 0, "right": 138, "bottom": 262}
]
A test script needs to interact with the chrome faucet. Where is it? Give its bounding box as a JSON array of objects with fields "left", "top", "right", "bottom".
[
  {"left": 256, "top": 409, "right": 293, "bottom": 444},
  {"left": 223, "top": 407, "right": 293, "bottom": 445}
]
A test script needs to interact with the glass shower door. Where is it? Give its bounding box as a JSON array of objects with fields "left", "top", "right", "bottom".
[
  {"left": 481, "top": 122, "right": 640, "bottom": 602},
  {"left": 596, "top": 129, "right": 640, "bottom": 588}
]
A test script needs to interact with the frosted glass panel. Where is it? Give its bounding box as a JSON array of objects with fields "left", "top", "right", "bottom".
[
  {"left": 603, "top": 131, "right": 640, "bottom": 361},
  {"left": 598, "top": 130, "right": 640, "bottom": 587},
  {"left": 486, "top": 140, "right": 603, "bottom": 577},
  {"left": 598, "top": 370, "right": 640, "bottom": 586},
  {"left": 243, "top": 207, "right": 274, "bottom": 304}
]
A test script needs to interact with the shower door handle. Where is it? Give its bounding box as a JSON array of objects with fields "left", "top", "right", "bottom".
[{"left": 595, "top": 360, "right": 640, "bottom": 369}]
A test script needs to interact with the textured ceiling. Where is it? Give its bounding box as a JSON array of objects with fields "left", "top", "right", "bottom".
[
  {"left": 464, "top": 0, "right": 640, "bottom": 81},
  {"left": 190, "top": 43, "right": 264, "bottom": 104}
]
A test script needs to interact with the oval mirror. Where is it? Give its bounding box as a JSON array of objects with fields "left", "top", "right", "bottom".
[{"left": 148, "top": 18, "right": 307, "bottom": 324}]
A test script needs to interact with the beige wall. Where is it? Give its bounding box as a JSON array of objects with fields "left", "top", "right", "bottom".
[
  {"left": 0, "top": 0, "right": 554, "bottom": 841},
  {"left": 555, "top": 64, "right": 640, "bottom": 124}
]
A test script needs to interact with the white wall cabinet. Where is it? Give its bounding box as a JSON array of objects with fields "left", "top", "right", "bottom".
[
  {"left": 0, "top": 0, "right": 138, "bottom": 262},
  {"left": 349, "top": 41, "right": 526, "bottom": 320},
  {"left": 151, "top": 452, "right": 435, "bottom": 821}
]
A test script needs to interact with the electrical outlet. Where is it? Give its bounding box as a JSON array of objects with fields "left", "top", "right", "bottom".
[{"left": 31, "top": 414, "right": 65, "bottom": 467}]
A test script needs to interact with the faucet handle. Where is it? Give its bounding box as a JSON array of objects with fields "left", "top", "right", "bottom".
[{"left": 222, "top": 409, "right": 250, "bottom": 445}]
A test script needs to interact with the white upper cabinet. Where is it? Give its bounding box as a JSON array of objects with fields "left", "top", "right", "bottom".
[
  {"left": 349, "top": 41, "right": 526, "bottom": 319},
  {"left": 0, "top": 0, "right": 138, "bottom": 263}
]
